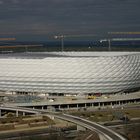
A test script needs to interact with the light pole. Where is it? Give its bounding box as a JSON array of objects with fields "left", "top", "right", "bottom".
[
  {"left": 108, "top": 39, "right": 111, "bottom": 51},
  {"left": 25, "top": 45, "right": 28, "bottom": 52},
  {"left": 54, "top": 35, "right": 65, "bottom": 51},
  {"left": 100, "top": 39, "right": 111, "bottom": 51}
]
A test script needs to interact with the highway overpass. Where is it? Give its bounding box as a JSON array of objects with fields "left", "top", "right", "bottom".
[{"left": 0, "top": 105, "right": 126, "bottom": 140}]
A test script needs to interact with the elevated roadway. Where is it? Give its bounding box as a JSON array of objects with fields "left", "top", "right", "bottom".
[
  {"left": 0, "top": 105, "right": 126, "bottom": 140},
  {"left": 3, "top": 91, "right": 140, "bottom": 111},
  {"left": 55, "top": 113, "right": 126, "bottom": 140},
  {"left": 0, "top": 106, "right": 40, "bottom": 116}
]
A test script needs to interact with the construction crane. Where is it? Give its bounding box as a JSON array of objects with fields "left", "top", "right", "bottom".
[
  {"left": 100, "top": 39, "right": 111, "bottom": 51},
  {"left": 100, "top": 38, "right": 140, "bottom": 51},
  {"left": 0, "top": 38, "right": 16, "bottom": 41},
  {"left": 100, "top": 32, "right": 140, "bottom": 51},
  {"left": 108, "top": 32, "right": 140, "bottom": 35},
  {"left": 54, "top": 34, "right": 95, "bottom": 51},
  {"left": 0, "top": 44, "right": 43, "bottom": 53},
  {"left": 54, "top": 35, "right": 65, "bottom": 52}
]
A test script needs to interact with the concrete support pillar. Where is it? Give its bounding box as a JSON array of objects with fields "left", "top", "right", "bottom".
[
  {"left": 102, "top": 103, "right": 104, "bottom": 107},
  {"left": 16, "top": 110, "right": 18, "bottom": 117},
  {"left": 90, "top": 103, "right": 92, "bottom": 108},
  {"left": 59, "top": 105, "right": 61, "bottom": 110},
  {"left": 23, "top": 112, "right": 25, "bottom": 116},
  {"left": 85, "top": 103, "right": 87, "bottom": 108},
  {"left": 0, "top": 109, "right": 1, "bottom": 117},
  {"left": 77, "top": 125, "right": 86, "bottom": 131},
  {"left": 119, "top": 101, "right": 121, "bottom": 106},
  {"left": 77, "top": 104, "right": 78, "bottom": 109},
  {"left": 98, "top": 133, "right": 108, "bottom": 140},
  {"left": 67, "top": 105, "right": 69, "bottom": 109},
  {"left": 125, "top": 101, "right": 127, "bottom": 105},
  {"left": 98, "top": 102, "right": 100, "bottom": 107},
  {"left": 42, "top": 106, "right": 44, "bottom": 110}
]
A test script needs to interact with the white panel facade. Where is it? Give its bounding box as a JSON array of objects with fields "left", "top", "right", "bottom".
[{"left": 0, "top": 52, "right": 140, "bottom": 94}]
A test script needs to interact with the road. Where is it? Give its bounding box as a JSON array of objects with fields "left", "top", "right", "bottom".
[
  {"left": 54, "top": 113, "right": 126, "bottom": 140},
  {"left": 0, "top": 105, "right": 127, "bottom": 140}
]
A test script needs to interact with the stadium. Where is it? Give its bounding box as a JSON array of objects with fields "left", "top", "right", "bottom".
[{"left": 0, "top": 51, "right": 140, "bottom": 96}]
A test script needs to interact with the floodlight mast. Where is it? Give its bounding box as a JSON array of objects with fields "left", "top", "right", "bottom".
[
  {"left": 100, "top": 38, "right": 140, "bottom": 51},
  {"left": 54, "top": 34, "right": 95, "bottom": 52},
  {"left": 108, "top": 39, "right": 111, "bottom": 51},
  {"left": 100, "top": 39, "right": 111, "bottom": 51},
  {"left": 54, "top": 35, "right": 64, "bottom": 52}
]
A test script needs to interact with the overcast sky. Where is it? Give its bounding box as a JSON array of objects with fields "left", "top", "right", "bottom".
[{"left": 0, "top": 0, "right": 140, "bottom": 41}]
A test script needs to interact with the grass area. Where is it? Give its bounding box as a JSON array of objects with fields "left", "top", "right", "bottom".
[
  {"left": 0, "top": 115, "right": 79, "bottom": 140},
  {"left": 70, "top": 108, "right": 140, "bottom": 122},
  {"left": 0, "top": 115, "right": 55, "bottom": 131},
  {"left": 123, "top": 123, "right": 140, "bottom": 140}
]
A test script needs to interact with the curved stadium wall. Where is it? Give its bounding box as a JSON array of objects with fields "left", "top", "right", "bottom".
[{"left": 0, "top": 52, "right": 140, "bottom": 94}]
